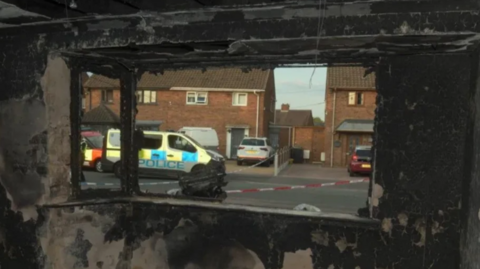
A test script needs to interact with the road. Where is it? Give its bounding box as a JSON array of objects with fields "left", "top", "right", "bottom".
[{"left": 82, "top": 170, "right": 369, "bottom": 214}]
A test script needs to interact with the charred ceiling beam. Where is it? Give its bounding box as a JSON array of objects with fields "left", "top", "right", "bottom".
[
  {"left": 0, "top": 0, "right": 84, "bottom": 19},
  {"left": 1, "top": 1, "right": 479, "bottom": 52},
  {"left": 47, "top": 0, "right": 139, "bottom": 15}
]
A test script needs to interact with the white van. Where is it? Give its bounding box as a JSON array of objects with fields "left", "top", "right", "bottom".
[{"left": 178, "top": 127, "right": 220, "bottom": 153}]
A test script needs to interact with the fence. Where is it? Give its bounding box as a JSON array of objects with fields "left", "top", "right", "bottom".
[{"left": 274, "top": 146, "right": 291, "bottom": 176}]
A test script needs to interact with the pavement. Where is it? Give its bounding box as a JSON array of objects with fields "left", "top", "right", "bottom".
[{"left": 82, "top": 164, "right": 369, "bottom": 214}]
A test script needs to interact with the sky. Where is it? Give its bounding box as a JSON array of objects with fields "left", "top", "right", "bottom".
[{"left": 274, "top": 67, "right": 326, "bottom": 120}]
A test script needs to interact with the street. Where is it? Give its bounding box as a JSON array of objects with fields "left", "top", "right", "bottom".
[{"left": 82, "top": 168, "right": 369, "bottom": 214}]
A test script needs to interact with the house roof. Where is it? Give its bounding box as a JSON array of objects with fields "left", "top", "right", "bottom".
[
  {"left": 81, "top": 72, "right": 90, "bottom": 85},
  {"left": 82, "top": 104, "right": 120, "bottom": 125},
  {"left": 327, "top": 66, "right": 375, "bottom": 89},
  {"left": 84, "top": 68, "right": 271, "bottom": 90},
  {"left": 336, "top": 119, "right": 374, "bottom": 133},
  {"left": 275, "top": 110, "right": 313, "bottom": 126}
]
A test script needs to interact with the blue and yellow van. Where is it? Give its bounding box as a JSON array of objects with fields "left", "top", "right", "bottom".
[{"left": 101, "top": 129, "right": 225, "bottom": 179}]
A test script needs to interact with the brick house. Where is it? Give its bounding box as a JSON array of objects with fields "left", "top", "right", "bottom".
[
  {"left": 273, "top": 104, "right": 325, "bottom": 163},
  {"left": 324, "top": 66, "right": 376, "bottom": 167},
  {"left": 270, "top": 103, "right": 312, "bottom": 147},
  {"left": 83, "top": 68, "right": 276, "bottom": 158}
]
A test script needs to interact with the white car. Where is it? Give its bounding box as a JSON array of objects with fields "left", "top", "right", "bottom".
[{"left": 236, "top": 137, "right": 275, "bottom": 167}]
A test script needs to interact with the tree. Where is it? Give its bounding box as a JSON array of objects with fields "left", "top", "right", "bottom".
[{"left": 313, "top": 117, "right": 324, "bottom": 126}]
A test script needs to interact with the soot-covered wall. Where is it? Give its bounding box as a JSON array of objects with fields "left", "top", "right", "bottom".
[{"left": 0, "top": 6, "right": 479, "bottom": 269}]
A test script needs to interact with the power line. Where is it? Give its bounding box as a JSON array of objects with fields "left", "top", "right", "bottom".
[
  {"left": 277, "top": 90, "right": 322, "bottom": 95},
  {"left": 288, "top": 102, "right": 325, "bottom": 109}
]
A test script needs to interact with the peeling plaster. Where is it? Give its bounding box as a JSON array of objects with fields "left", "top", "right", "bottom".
[
  {"left": 40, "top": 206, "right": 121, "bottom": 268},
  {"left": 414, "top": 218, "right": 426, "bottom": 247},
  {"left": 282, "top": 249, "right": 313, "bottom": 269},
  {"left": 381, "top": 218, "right": 393, "bottom": 235},
  {"left": 398, "top": 213, "right": 408, "bottom": 227},
  {"left": 311, "top": 229, "right": 329, "bottom": 246},
  {"left": 371, "top": 184, "right": 384, "bottom": 207},
  {"left": 41, "top": 55, "right": 71, "bottom": 205}
]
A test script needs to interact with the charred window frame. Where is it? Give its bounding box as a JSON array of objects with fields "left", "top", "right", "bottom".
[{"left": 69, "top": 60, "right": 140, "bottom": 198}]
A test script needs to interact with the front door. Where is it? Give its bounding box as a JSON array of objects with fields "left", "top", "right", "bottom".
[
  {"left": 230, "top": 128, "right": 245, "bottom": 159},
  {"left": 345, "top": 135, "right": 360, "bottom": 166}
]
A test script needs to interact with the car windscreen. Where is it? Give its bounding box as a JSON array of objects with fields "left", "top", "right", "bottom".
[
  {"left": 241, "top": 139, "right": 266, "bottom": 146},
  {"left": 356, "top": 149, "right": 371, "bottom": 157},
  {"left": 85, "top": 135, "right": 104, "bottom": 149}
]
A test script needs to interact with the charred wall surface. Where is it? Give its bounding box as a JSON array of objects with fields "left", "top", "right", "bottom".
[{"left": 0, "top": 2, "right": 479, "bottom": 269}]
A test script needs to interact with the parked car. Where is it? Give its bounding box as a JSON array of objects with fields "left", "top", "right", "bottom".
[
  {"left": 178, "top": 127, "right": 220, "bottom": 153},
  {"left": 348, "top": 145, "right": 372, "bottom": 177},
  {"left": 236, "top": 137, "right": 275, "bottom": 167}
]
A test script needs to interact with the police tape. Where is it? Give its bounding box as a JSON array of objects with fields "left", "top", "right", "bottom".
[
  {"left": 225, "top": 178, "right": 370, "bottom": 194},
  {"left": 226, "top": 154, "right": 276, "bottom": 175},
  {"left": 80, "top": 181, "right": 177, "bottom": 186}
]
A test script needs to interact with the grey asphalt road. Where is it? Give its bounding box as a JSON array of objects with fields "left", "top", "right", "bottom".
[{"left": 82, "top": 170, "right": 369, "bottom": 214}]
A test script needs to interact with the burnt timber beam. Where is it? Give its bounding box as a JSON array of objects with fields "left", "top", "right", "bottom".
[
  {"left": 119, "top": 70, "right": 139, "bottom": 195},
  {"left": 1, "top": 1, "right": 479, "bottom": 57},
  {"left": 69, "top": 69, "right": 82, "bottom": 198}
]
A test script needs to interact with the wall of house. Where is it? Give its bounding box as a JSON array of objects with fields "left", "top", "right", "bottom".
[
  {"left": 324, "top": 89, "right": 376, "bottom": 167},
  {"left": 262, "top": 70, "right": 276, "bottom": 136},
  {"left": 293, "top": 126, "right": 325, "bottom": 163},
  {"left": 86, "top": 88, "right": 271, "bottom": 156}
]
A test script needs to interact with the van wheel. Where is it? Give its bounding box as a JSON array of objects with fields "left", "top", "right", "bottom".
[
  {"left": 94, "top": 159, "right": 103, "bottom": 173},
  {"left": 113, "top": 162, "right": 122, "bottom": 179},
  {"left": 237, "top": 160, "right": 242, "bottom": 166},
  {"left": 191, "top": 165, "right": 206, "bottom": 173}
]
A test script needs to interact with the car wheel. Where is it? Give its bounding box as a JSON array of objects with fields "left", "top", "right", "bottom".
[
  {"left": 237, "top": 160, "right": 242, "bottom": 166},
  {"left": 113, "top": 162, "right": 122, "bottom": 179},
  {"left": 349, "top": 171, "right": 355, "bottom": 177},
  {"left": 263, "top": 160, "right": 271, "bottom": 167},
  {"left": 94, "top": 159, "right": 103, "bottom": 173}
]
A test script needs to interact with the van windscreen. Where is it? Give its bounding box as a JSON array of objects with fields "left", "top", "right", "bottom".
[
  {"left": 241, "top": 139, "right": 266, "bottom": 146},
  {"left": 85, "top": 136, "right": 104, "bottom": 149}
]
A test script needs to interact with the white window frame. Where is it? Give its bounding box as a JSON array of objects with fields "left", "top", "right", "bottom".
[
  {"left": 136, "top": 90, "right": 157, "bottom": 104},
  {"left": 232, "top": 92, "right": 248, "bottom": 106},
  {"left": 186, "top": 92, "right": 208, "bottom": 105}
]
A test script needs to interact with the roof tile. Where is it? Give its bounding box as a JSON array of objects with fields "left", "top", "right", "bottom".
[
  {"left": 274, "top": 110, "right": 313, "bottom": 126},
  {"left": 84, "top": 68, "right": 271, "bottom": 89},
  {"left": 82, "top": 104, "right": 120, "bottom": 125},
  {"left": 327, "top": 66, "right": 375, "bottom": 89}
]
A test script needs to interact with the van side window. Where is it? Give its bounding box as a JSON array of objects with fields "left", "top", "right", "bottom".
[
  {"left": 109, "top": 133, "right": 121, "bottom": 147},
  {"left": 143, "top": 135, "right": 162, "bottom": 149},
  {"left": 168, "top": 135, "right": 197, "bottom": 153}
]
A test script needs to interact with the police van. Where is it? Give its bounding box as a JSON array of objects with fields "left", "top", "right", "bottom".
[{"left": 101, "top": 129, "right": 225, "bottom": 179}]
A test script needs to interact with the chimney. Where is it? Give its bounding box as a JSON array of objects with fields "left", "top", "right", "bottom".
[{"left": 281, "top": 103, "right": 290, "bottom": 112}]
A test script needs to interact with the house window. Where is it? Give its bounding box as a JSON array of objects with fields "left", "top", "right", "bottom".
[
  {"left": 348, "top": 92, "right": 364, "bottom": 106},
  {"left": 136, "top": 90, "right": 157, "bottom": 104},
  {"left": 233, "top": 93, "right": 248, "bottom": 106},
  {"left": 101, "top": 89, "right": 114, "bottom": 103},
  {"left": 186, "top": 92, "right": 208, "bottom": 105}
]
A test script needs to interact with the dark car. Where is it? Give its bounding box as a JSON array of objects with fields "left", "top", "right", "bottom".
[{"left": 348, "top": 145, "right": 372, "bottom": 177}]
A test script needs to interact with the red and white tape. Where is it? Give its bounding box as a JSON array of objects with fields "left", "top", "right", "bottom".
[{"left": 225, "top": 178, "right": 370, "bottom": 194}]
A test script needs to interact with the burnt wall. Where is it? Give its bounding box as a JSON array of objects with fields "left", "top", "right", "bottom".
[
  {"left": 0, "top": 4, "right": 479, "bottom": 269},
  {"left": 39, "top": 201, "right": 380, "bottom": 269},
  {"left": 373, "top": 54, "right": 473, "bottom": 268}
]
